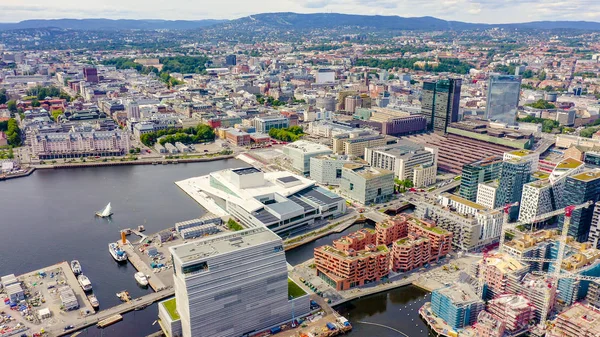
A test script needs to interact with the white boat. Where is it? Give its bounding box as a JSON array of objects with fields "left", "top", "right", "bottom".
[
  {"left": 134, "top": 272, "right": 149, "bottom": 287},
  {"left": 109, "top": 242, "right": 128, "bottom": 262},
  {"left": 70, "top": 260, "right": 82, "bottom": 275},
  {"left": 96, "top": 203, "right": 113, "bottom": 218},
  {"left": 77, "top": 275, "right": 92, "bottom": 292},
  {"left": 87, "top": 294, "right": 99, "bottom": 309},
  {"left": 137, "top": 225, "right": 145, "bottom": 232}
]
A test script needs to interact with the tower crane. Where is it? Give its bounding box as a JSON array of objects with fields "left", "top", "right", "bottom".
[{"left": 490, "top": 201, "right": 598, "bottom": 327}]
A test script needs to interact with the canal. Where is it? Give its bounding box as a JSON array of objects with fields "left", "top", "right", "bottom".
[{"left": 0, "top": 162, "right": 429, "bottom": 337}]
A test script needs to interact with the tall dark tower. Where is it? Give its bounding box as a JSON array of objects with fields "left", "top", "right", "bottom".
[{"left": 420, "top": 79, "right": 462, "bottom": 133}]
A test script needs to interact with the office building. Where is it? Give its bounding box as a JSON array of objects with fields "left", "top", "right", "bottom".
[
  {"left": 503, "top": 149, "right": 539, "bottom": 171},
  {"left": 224, "top": 129, "right": 251, "bottom": 146},
  {"left": 547, "top": 303, "right": 600, "bottom": 337},
  {"left": 589, "top": 201, "right": 600, "bottom": 249},
  {"left": 518, "top": 179, "right": 554, "bottom": 222},
  {"left": 476, "top": 181, "right": 498, "bottom": 209},
  {"left": 340, "top": 163, "right": 394, "bottom": 205},
  {"left": 126, "top": 100, "right": 140, "bottom": 120},
  {"left": 166, "top": 228, "right": 309, "bottom": 337},
  {"left": 430, "top": 283, "right": 484, "bottom": 330},
  {"left": 225, "top": 54, "right": 237, "bottom": 66},
  {"left": 559, "top": 170, "right": 600, "bottom": 242},
  {"left": 309, "top": 155, "right": 352, "bottom": 185},
  {"left": 83, "top": 67, "right": 99, "bottom": 83},
  {"left": 314, "top": 229, "right": 390, "bottom": 290},
  {"left": 332, "top": 133, "right": 386, "bottom": 157},
  {"left": 459, "top": 156, "right": 504, "bottom": 202},
  {"left": 316, "top": 69, "right": 335, "bottom": 84},
  {"left": 486, "top": 294, "right": 533, "bottom": 334},
  {"left": 371, "top": 114, "right": 427, "bottom": 137},
  {"left": 282, "top": 140, "right": 333, "bottom": 174},
  {"left": 253, "top": 116, "right": 289, "bottom": 133},
  {"left": 176, "top": 167, "right": 346, "bottom": 235},
  {"left": 364, "top": 140, "right": 437, "bottom": 188},
  {"left": 495, "top": 158, "right": 532, "bottom": 218},
  {"left": 344, "top": 96, "right": 362, "bottom": 113},
  {"left": 485, "top": 75, "right": 522, "bottom": 125},
  {"left": 420, "top": 79, "right": 462, "bottom": 133}
]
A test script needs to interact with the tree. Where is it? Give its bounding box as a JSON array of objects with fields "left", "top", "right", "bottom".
[
  {"left": 31, "top": 99, "right": 41, "bottom": 107},
  {"left": 538, "top": 71, "right": 547, "bottom": 80},
  {"left": 0, "top": 89, "right": 7, "bottom": 104},
  {"left": 51, "top": 109, "right": 64, "bottom": 122},
  {"left": 6, "top": 100, "right": 17, "bottom": 113}
]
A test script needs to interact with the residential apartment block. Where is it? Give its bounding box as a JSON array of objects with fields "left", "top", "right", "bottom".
[{"left": 430, "top": 283, "right": 484, "bottom": 330}]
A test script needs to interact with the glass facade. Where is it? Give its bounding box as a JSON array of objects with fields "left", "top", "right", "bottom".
[
  {"left": 486, "top": 75, "right": 522, "bottom": 125},
  {"left": 459, "top": 156, "right": 504, "bottom": 201}
]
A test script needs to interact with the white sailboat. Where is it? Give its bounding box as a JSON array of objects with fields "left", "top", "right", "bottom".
[{"left": 96, "top": 203, "right": 113, "bottom": 218}]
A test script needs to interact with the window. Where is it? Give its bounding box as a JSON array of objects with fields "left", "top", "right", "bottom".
[
  {"left": 336, "top": 169, "right": 342, "bottom": 179},
  {"left": 182, "top": 261, "right": 208, "bottom": 275},
  {"left": 377, "top": 188, "right": 382, "bottom": 196},
  {"left": 350, "top": 183, "right": 354, "bottom": 191}
]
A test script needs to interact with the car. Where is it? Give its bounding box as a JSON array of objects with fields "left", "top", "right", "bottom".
[
  {"left": 204, "top": 149, "right": 209, "bottom": 152},
  {"left": 64, "top": 325, "right": 74, "bottom": 331}
]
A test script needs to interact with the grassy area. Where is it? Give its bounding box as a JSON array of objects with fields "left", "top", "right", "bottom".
[
  {"left": 288, "top": 278, "right": 307, "bottom": 299},
  {"left": 227, "top": 219, "right": 244, "bottom": 231},
  {"left": 162, "top": 298, "right": 180, "bottom": 320}
]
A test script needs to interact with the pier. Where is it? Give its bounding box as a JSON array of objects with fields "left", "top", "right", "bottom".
[{"left": 120, "top": 244, "right": 167, "bottom": 292}]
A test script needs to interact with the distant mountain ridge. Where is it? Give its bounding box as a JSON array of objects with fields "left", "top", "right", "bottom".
[
  {"left": 0, "top": 13, "right": 599, "bottom": 31},
  {"left": 0, "top": 18, "right": 226, "bottom": 30}
]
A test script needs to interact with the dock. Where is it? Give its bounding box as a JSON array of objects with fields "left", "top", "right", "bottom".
[
  {"left": 120, "top": 244, "right": 168, "bottom": 292},
  {"left": 97, "top": 314, "right": 123, "bottom": 328}
]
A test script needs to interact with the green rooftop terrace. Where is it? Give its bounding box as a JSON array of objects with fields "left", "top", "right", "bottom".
[
  {"left": 531, "top": 171, "right": 550, "bottom": 180},
  {"left": 509, "top": 149, "right": 533, "bottom": 157},
  {"left": 288, "top": 278, "right": 306, "bottom": 299},
  {"left": 556, "top": 158, "right": 583, "bottom": 170},
  {"left": 572, "top": 171, "right": 600, "bottom": 182},
  {"left": 162, "top": 298, "right": 180, "bottom": 321}
]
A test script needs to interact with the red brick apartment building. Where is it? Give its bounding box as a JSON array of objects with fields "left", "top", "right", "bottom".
[{"left": 314, "top": 216, "right": 452, "bottom": 290}]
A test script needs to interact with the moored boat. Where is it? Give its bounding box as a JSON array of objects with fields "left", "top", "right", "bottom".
[
  {"left": 116, "top": 290, "right": 131, "bottom": 302},
  {"left": 134, "top": 272, "right": 149, "bottom": 287},
  {"left": 70, "top": 260, "right": 82, "bottom": 275},
  {"left": 109, "top": 242, "right": 128, "bottom": 262},
  {"left": 87, "top": 294, "right": 99, "bottom": 309},
  {"left": 77, "top": 274, "right": 92, "bottom": 292}
]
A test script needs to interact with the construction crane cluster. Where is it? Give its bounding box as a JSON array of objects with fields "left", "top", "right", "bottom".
[{"left": 480, "top": 200, "right": 599, "bottom": 329}]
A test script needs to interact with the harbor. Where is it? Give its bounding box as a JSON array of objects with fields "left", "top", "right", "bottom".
[{"left": 0, "top": 162, "right": 432, "bottom": 337}]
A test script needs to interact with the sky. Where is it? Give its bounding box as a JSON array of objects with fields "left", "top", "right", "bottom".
[{"left": 1, "top": 0, "right": 600, "bottom": 24}]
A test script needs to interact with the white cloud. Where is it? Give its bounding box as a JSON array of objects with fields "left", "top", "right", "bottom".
[{"left": 0, "top": 0, "right": 598, "bottom": 23}]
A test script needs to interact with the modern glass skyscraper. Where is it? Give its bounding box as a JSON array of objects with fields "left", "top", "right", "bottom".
[
  {"left": 485, "top": 75, "right": 522, "bottom": 125},
  {"left": 495, "top": 159, "right": 532, "bottom": 219},
  {"left": 420, "top": 79, "right": 462, "bottom": 133},
  {"left": 459, "top": 156, "right": 504, "bottom": 202},
  {"left": 559, "top": 171, "right": 600, "bottom": 242}
]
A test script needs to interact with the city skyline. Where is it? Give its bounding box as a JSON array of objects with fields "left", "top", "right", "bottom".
[{"left": 1, "top": 1, "right": 600, "bottom": 24}]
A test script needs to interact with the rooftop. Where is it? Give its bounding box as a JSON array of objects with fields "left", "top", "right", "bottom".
[
  {"left": 571, "top": 170, "right": 600, "bottom": 182},
  {"left": 162, "top": 298, "right": 180, "bottom": 321},
  {"left": 284, "top": 140, "right": 332, "bottom": 153},
  {"left": 531, "top": 171, "right": 550, "bottom": 180},
  {"left": 445, "top": 193, "right": 486, "bottom": 211},
  {"left": 508, "top": 149, "right": 534, "bottom": 157},
  {"left": 170, "top": 227, "right": 281, "bottom": 264},
  {"left": 288, "top": 278, "right": 306, "bottom": 299},
  {"left": 555, "top": 157, "right": 583, "bottom": 170},
  {"left": 435, "top": 283, "right": 482, "bottom": 305}
]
